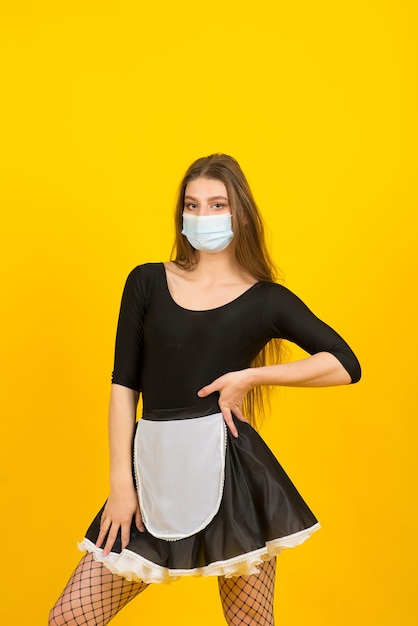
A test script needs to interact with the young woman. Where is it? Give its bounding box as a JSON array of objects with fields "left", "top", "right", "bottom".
[{"left": 49, "top": 154, "right": 361, "bottom": 626}]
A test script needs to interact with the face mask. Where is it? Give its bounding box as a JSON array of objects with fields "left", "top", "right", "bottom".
[{"left": 182, "top": 213, "right": 234, "bottom": 253}]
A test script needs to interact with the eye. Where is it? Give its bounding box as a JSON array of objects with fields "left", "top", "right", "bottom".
[
  {"left": 213, "top": 203, "right": 226, "bottom": 209},
  {"left": 185, "top": 203, "right": 198, "bottom": 210}
]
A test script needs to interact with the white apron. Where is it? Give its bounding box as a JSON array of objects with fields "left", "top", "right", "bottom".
[{"left": 134, "top": 412, "right": 227, "bottom": 541}]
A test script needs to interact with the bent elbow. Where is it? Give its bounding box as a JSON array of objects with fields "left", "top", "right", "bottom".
[{"left": 348, "top": 362, "right": 362, "bottom": 384}]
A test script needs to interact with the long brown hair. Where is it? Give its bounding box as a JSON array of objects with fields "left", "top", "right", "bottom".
[{"left": 171, "top": 154, "right": 285, "bottom": 429}]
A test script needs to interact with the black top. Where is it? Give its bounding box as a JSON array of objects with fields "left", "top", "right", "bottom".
[{"left": 112, "top": 263, "right": 361, "bottom": 417}]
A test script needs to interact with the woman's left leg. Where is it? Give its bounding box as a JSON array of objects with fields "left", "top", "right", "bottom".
[{"left": 218, "top": 558, "right": 276, "bottom": 625}]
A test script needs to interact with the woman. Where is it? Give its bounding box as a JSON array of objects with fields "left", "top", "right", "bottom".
[{"left": 50, "top": 154, "right": 361, "bottom": 626}]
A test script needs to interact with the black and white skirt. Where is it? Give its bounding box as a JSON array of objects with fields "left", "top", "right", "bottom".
[{"left": 78, "top": 412, "right": 320, "bottom": 583}]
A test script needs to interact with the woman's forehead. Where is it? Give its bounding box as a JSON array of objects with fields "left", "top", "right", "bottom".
[{"left": 185, "top": 178, "right": 228, "bottom": 198}]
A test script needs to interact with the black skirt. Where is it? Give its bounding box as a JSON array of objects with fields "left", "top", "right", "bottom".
[{"left": 78, "top": 418, "right": 320, "bottom": 583}]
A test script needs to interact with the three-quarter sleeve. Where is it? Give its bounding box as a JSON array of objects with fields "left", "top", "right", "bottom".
[
  {"left": 111, "top": 266, "right": 147, "bottom": 391},
  {"left": 263, "top": 284, "right": 361, "bottom": 383}
]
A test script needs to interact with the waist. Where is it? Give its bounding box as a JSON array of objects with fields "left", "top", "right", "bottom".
[{"left": 142, "top": 399, "right": 220, "bottom": 421}]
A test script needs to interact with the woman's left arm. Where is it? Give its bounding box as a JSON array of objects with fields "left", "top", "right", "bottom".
[
  {"left": 249, "top": 351, "right": 352, "bottom": 387},
  {"left": 198, "top": 283, "right": 361, "bottom": 437}
]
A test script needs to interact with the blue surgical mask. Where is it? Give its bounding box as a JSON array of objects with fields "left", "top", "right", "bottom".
[{"left": 182, "top": 213, "right": 234, "bottom": 253}]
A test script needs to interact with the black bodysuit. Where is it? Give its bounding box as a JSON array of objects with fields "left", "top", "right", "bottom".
[{"left": 112, "top": 263, "right": 360, "bottom": 414}]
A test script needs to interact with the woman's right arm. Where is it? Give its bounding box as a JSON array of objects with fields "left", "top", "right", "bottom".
[
  {"left": 96, "top": 384, "right": 145, "bottom": 556},
  {"left": 96, "top": 266, "right": 147, "bottom": 554}
]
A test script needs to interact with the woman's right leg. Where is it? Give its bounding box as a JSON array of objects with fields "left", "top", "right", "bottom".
[{"left": 49, "top": 552, "right": 149, "bottom": 626}]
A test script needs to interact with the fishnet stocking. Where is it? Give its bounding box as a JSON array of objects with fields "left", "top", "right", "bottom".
[
  {"left": 49, "top": 553, "right": 149, "bottom": 626},
  {"left": 218, "top": 558, "right": 276, "bottom": 625}
]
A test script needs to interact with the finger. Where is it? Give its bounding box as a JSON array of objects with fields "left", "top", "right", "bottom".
[
  {"left": 121, "top": 523, "right": 131, "bottom": 551},
  {"left": 135, "top": 507, "right": 145, "bottom": 532},
  {"left": 96, "top": 516, "right": 111, "bottom": 548},
  {"left": 102, "top": 523, "right": 119, "bottom": 556},
  {"left": 197, "top": 382, "right": 216, "bottom": 398},
  {"left": 221, "top": 407, "right": 238, "bottom": 438}
]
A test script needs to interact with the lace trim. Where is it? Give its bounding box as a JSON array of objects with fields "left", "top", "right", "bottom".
[{"left": 78, "top": 523, "right": 320, "bottom": 584}]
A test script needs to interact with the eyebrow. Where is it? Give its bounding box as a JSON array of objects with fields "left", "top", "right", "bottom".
[{"left": 184, "top": 195, "right": 229, "bottom": 202}]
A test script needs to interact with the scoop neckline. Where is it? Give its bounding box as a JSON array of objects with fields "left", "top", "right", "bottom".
[{"left": 160, "top": 262, "right": 261, "bottom": 313}]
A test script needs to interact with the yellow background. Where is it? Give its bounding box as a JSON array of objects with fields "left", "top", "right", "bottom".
[{"left": 1, "top": 1, "right": 417, "bottom": 624}]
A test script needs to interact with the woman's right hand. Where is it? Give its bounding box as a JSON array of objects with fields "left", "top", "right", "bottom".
[{"left": 96, "top": 483, "right": 145, "bottom": 556}]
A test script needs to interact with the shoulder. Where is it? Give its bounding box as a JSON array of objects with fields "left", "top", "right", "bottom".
[
  {"left": 120, "top": 263, "right": 165, "bottom": 302},
  {"left": 258, "top": 280, "right": 313, "bottom": 315},
  {"left": 163, "top": 260, "right": 184, "bottom": 275},
  {"left": 258, "top": 280, "right": 297, "bottom": 300},
  {"left": 124, "top": 262, "right": 164, "bottom": 285}
]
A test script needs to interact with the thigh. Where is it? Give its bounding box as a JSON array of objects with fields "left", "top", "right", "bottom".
[
  {"left": 49, "top": 552, "right": 149, "bottom": 626},
  {"left": 218, "top": 558, "right": 276, "bottom": 626}
]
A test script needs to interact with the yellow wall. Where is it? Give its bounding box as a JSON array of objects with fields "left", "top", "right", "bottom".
[{"left": 1, "top": 1, "right": 417, "bottom": 624}]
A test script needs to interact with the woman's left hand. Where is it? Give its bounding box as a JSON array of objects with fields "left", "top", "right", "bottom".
[{"left": 198, "top": 369, "right": 253, "bottom": 437}]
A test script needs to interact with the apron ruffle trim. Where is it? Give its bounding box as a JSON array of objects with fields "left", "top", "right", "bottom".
[{"left": 78, "top": 523, "right": 320, "bottom": 584}]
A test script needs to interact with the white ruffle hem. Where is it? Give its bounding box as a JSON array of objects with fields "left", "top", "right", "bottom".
[{"left": 78, "top": 523, "right": 320, "bottom": 584}]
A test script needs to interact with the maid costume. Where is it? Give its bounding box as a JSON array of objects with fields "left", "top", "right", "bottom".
[{"left": 78, "top": 263, "right": 361, "bottom": 583}]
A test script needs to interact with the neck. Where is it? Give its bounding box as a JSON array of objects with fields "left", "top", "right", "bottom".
[{"left": 189, "top": 246, "right": 246, "bottom": 281}]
